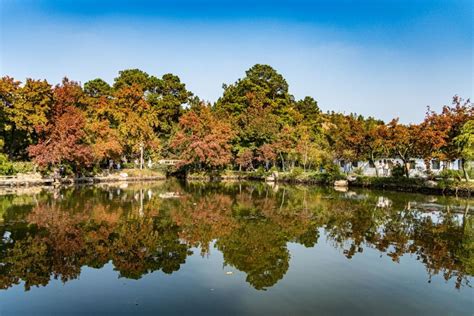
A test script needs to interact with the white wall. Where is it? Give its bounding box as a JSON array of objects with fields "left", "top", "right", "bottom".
[{"left": 337, "top": 158, "right": 462, "bottom": 178}]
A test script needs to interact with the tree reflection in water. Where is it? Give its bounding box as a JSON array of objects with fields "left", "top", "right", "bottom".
[{"left": 0, "top": 181, "right": 472, "bottom": 291}]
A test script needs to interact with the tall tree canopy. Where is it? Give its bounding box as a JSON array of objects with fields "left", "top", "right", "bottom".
[
  {"left": 216, "top": 64, "right": 292, "bottom": 116},
  {"left": 84, "top": 78, "right": 112, "bottom": 98},
  {"left": 147, "top": 73, "right": 193, "bottom": 137}
]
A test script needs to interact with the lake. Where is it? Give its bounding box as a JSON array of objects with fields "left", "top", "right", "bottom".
[{"left": 0, "top": 180, "right": 472, "bottom": 315}]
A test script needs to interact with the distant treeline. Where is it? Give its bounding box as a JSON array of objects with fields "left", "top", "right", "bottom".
[{"left": 0, "top": 64, "right": 472, "bottom": 178}]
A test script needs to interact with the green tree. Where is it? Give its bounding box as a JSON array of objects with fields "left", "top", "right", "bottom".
[
  {"left": 113, "top": 69, "right": 159, "bottom": 92},
  {"left": 295, "top": 96, "right": 321, "bottom": 127},
  {"left": 84, "top": 78, "right": 112, "bottom": 97},
  {"left": 216, "top": 64, "right": 292, "bottom": 116},
  {"left": 216, "top": 221, "right": 290, "bottom": 290},
  {"left": 295, "top": 123, "right": 329, "bottom": 172},
  {"left": 0, "top": 77, "right": 53, "bottom": 159},
  {"left": 454, "top": 120, "right": 474, "bottom": 180},
  {"left": 146, "top": 73, "right": 193, "bottom": 137}
]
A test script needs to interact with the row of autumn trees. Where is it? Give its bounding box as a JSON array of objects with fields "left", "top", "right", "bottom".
[{"left": 0, "top": 64, "right": 472, "bottom": 177}]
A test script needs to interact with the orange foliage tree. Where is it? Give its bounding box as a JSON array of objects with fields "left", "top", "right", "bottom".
[{"left": 385, "top": 119, "right": 418, "bottom": 178}]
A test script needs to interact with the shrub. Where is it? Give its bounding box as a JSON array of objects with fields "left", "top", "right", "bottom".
[
  {"left": 0, "top": 154, "right": 14, "bottom": 175},
  {"left": 439, "top": 169, "right": 463, "bottom": 181},
  {"left": 11, "top": 161, "right": 36, "bottom": 174},
  {"left": 289, "top": 167, "right": 304, "bottom": 179},
  {"left": 150, "top": 164, "right": 169, "bottom": 174},
  {"left": 324, "top": 162, "right": 345, "bottom": 181},
  {"left": 307, "top": 164, "right": 345, "bottom": 184},
  {"left": 0, "top": 156, "right": 37, "bottom": 176},
  {"left": 391, "top": 164, "right": 405, "bottom": 178},
  {"left": 122, "top": 162, "right": 135, "bottom": 169},
  {"left": 469, "top": 167, "right": 474, "bottom": 179},
  {"left": 249, "top": 166, "right": 268, "bottom": 179}
]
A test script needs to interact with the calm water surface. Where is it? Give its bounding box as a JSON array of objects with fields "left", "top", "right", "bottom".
[{"left": 0, "top": 181, "right": 472, "bottom": 315}]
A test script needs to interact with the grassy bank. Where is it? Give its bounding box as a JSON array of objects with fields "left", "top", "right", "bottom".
[
  {"left": 188, "top": 170, "right": 473, "bottom": 197},
  {"left": 350, "top": 176, "right": 474, "bottom": 197},
  {"left": 187, "top": 169, "right": 342, "bottom": 184}
]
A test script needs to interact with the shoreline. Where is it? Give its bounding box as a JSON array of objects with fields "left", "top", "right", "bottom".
[
  {"left": 347, "top": 180, "right": 473, "bottom": 197},
  {"left": 1, "top": 173, "right": 472, "bottom": 197},
  {"left": 0, "top": 175, "right": 166, "bottom": 187},
  {"left": 187, "top": 174, "right": 474, "bottom": 197}
]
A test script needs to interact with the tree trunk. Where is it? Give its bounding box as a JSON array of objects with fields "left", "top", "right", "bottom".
[
  {"left": 424, "top": 158, "right": 432, "bottom": 179},
  {"left": 402, "top": 159, "right": 409, "bottom": 178},
  {"left": 280, "top": 152, "right": 286, "bottom": 172},
  {"left": 280, "top": 188, "right": 286, "bottom": 211},
  {"left": 461, "top": 158, "right": 469, "bottom": 181},
  {"left": 443, "top": 160, "right": 450, "bottom": 170},
  {"left": 8, "top": 125, "right": 16, "bottom": 159},
  {"left": 139, "top": 142, "right": 144, "bottom": 170},
  {"left": 370, "top": 153, "right": 378, "bottom": 177},
  {"left": 303, "top": 149, "right": 308, "bottom": 172}
]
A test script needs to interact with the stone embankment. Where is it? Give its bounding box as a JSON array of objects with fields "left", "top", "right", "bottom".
[{"left": 0, "top": 172, "right": 166, "bottom": 187}]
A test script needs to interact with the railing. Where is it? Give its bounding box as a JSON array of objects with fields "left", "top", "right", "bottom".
[
  {"left": 0, "top": 175, "right": 17, "bottom": 179},
  {"left": 157, "top": 160, "right": 182, "bottom": 165}
]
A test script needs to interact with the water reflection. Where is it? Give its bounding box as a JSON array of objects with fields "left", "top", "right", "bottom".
[{"left": 0, "top": 181, "right": 472, "bottom": 291}]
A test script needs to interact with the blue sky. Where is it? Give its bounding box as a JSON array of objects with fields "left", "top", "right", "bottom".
[{"left": 1, "top": 0, "right": 472, "bottom": 122}]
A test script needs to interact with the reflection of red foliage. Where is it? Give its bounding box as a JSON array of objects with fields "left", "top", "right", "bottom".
[
  {"left": 26, "top": 204, "right": 89, "bottom": 283},
  {"left": 171, "top": 194, "right": 238, "bottom": 255}
]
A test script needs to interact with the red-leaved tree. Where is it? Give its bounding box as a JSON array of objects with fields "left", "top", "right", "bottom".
[
  {"left": 28, "top": 79, "right": 92, "bottom": 170},
  {"left": 170, "top": 105, "right": 234, "bottom": 170}
]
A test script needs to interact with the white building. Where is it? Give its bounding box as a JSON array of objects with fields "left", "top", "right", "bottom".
[{"left": 338, "top": 158, "right": 463, "bottom": 177}]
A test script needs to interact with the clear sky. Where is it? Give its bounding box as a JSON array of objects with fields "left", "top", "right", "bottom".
[{"left": 1, "top": 0, "right": 472, "bottom": 122}]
